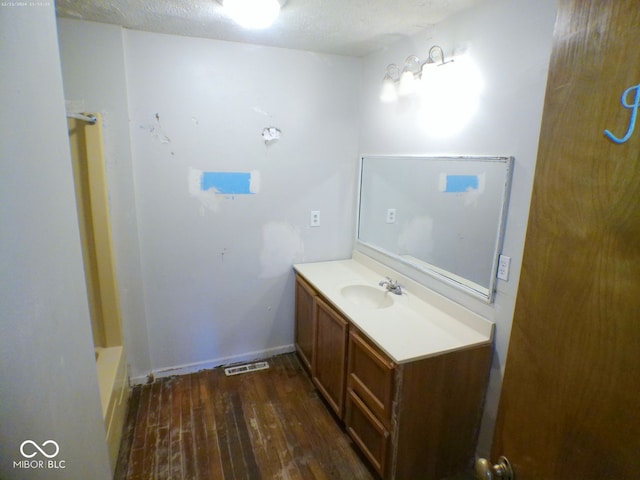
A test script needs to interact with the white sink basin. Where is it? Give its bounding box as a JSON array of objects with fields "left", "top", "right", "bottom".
[{"left": 340, "top": 284, "right": 394, "bottom": 309}]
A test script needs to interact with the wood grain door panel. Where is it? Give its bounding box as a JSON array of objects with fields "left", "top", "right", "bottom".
[
  {"left": 493, "top": 1, "right": 640, "bottom": 478},
  {"left": 294, "top": 275, "right": 315, "bottom": 373},
  {"left": 312, "top": 296, "right": 349, "bottom": 418}
]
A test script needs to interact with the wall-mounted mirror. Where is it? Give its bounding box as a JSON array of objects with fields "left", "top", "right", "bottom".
[{"left": 356, "top": 155, "right": 513, "bottom": 302}]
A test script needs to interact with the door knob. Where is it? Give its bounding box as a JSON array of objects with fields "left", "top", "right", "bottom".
[{"left": 475, "top": 456, "right": 514, "bottom": 480}]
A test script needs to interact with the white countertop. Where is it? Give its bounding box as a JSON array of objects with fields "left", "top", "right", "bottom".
[{"left": 294, "top": 252, "right": 494, "bottom": 364}]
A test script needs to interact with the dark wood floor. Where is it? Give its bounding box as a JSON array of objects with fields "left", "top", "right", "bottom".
[{"left": 115, "top": 353, "right": 376, "bottom": 480}]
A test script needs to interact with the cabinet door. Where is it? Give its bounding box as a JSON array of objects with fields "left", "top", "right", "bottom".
[
  {"left": 294, "top": 274, "right": 315, "bottom": 373},
  {"left": 312, "top": 296, "right": 349, "bottom": 418},
  {"left": 348, "top": 330, "right": 395, "bottom": 425}
]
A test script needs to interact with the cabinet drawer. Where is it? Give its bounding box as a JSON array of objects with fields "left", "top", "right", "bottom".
[
  {"left": 348, "top": 330, "right": 395, "bottom": 424},
  {"left": 345, "top": 389, "right": 390, "bottom": 478}
]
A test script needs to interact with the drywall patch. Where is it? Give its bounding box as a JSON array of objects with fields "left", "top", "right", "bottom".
[
  {"left": 262, "top": 127, "right": 281, "bottom": 145},
  {"left": 442, "top": 174, "right": 478, "bottom": 192},
  {"left": 450, "top": 175, "right": 478, "bottom": 192},
  {"left": 438, "top": 172, "right": 486, "bottom": 194},
  {"left": 188, "top": 168, "right": 260, "bottom": 212},
  {"left": 438, "top": 172, "right": 485, "bottom": 207},
  {"left": 188, "top": 168, "right": 220, "bottom": 211},
  {"left": 201, "top": 171, "right": 259, "bottom": 195},
  {"left": 260, "top": 222, "right": 304, "bottom": 278}
]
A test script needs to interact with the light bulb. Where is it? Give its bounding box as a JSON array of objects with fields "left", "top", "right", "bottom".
[
  {"left": 397, "top": 56, "right": 421, "bottom": 96},
  {"left": 418, "top": 55, "right": 484, "bottom": 137},
  {"left": 398, "top": 70, "right": 416, "bottom": 96},
  {"left": 380, "top": 77, "right": 398, "bottom": 103},
  {"left": 223, "top": 0, "right": 281, "bottom": 29}
]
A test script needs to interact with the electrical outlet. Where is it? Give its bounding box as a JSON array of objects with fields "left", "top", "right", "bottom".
[
  {"left": 386, "top": 208, "right": 397, "bottom": 224},
  {"left": 310, "top": 210, "right": 320, "bottom": 227},
  {"left": 497, "top": 255, "right": 511, "bottom": 281}
]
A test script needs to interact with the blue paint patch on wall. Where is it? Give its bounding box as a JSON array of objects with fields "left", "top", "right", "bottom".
[
  {"left": 445, "top": 175, "right": 479, "bottom": 193},
  {"left": 201, "top": 172, "right": 254, "bottom": 194}
]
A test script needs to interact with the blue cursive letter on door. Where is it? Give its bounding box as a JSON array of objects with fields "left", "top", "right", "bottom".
[{"left": 604, "top": 83, "right": 640, "bottom": 144}]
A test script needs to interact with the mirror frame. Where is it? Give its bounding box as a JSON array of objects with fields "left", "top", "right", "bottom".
[{"left": 354, "top": 155, "right": 514, "bottom": 303}]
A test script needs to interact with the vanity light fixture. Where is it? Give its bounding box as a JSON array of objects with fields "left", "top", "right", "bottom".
[
  {"left": 381, "top": 64, "right": 401, "bottom": 102},
  {"left": 380, "top": 45, "right": 453, "bottom": 102},
  {"left": 218, "top": 0, "right": 287, "bottom": 30}
]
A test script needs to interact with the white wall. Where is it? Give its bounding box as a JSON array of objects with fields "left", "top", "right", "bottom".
[
  {"left": 57, "top": 19, "right": 152, "bottom": 380},
  {"left": 124, "top": 30, "right": 362, "bottom": 378},
  {"left": 358, "top": 0, "right": 557, "bottom": 455},
  {"left": 0, "top": 5, "right": 111, "bottom": 479}
]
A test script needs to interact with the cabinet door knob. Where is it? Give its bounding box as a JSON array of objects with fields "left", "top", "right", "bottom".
[{"left": 475, "top": 456, "right": 513, "bottom": 480}]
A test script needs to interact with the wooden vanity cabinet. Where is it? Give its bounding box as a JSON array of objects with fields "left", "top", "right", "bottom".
[
  {"left": 294, "top": 274, "right": 315, "bottom": 373},
  {"left": 293, "top": 273, "right": 492, "bottom": 479},
  {"left": 312, "top": 296, "right": 349, "bottom": 418}
]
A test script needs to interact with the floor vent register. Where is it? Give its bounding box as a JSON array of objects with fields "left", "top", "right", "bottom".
[{"left": 224, "top": 361, "right": 270, "bottom": 376}]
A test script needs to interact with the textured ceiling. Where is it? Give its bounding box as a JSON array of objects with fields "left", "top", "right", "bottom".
[{"left": 55, "top": 0, "right": 484, "bottom": 57}]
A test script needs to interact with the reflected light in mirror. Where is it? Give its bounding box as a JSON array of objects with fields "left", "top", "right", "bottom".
[{"left": 418, "top": 55, "right": 484, "bottom": 137}]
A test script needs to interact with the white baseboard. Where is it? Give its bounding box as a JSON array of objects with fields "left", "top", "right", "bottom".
[{"left": 129, "top": 344, "right": 296, "bottom": 385}]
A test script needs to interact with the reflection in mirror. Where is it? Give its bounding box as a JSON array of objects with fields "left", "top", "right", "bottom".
[{"left": 356, "top": 156, "right": 513, "bottom": 302}]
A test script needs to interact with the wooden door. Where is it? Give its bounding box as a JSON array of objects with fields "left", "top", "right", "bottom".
[
  {"left": 294, "top": 274, "right": 315, "bottom": 373},
  {"left": 312, "top": 296, "right": 349, "bottom": 418},
  {"left": 491, "top": 1, "right": 640, "bottom": 478}
]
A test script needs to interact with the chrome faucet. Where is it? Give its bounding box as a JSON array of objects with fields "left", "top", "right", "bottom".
[{"left": 379, "top": 276, "right": 403, "bottom": 295}]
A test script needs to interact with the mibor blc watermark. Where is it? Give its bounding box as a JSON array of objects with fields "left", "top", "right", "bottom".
[{"left": 13, "top": 440, "right": 66, "bottom": 470}]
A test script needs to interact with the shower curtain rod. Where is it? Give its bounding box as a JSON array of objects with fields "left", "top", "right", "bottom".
[{"left": 67, "top": 113, "right": 97, "bottom": 124}]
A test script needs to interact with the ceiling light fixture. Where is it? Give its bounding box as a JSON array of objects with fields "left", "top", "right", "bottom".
[
  {"left": 381, "top": 45, "right": 453, "bottom": 102},
  {"left": 218, "top": 0, "right": 287, "bottom": 30}
]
